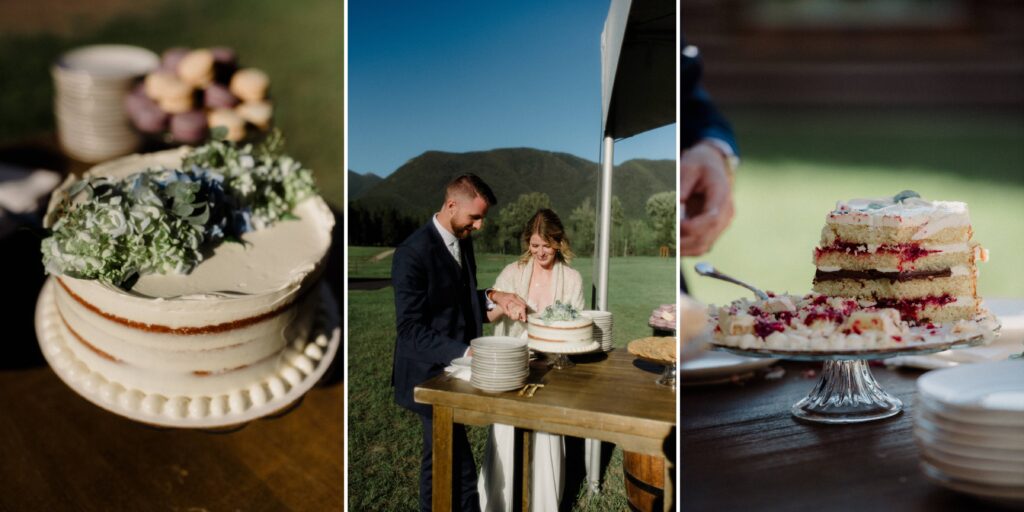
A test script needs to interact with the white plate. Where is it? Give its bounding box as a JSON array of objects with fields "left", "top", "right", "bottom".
[
  {"left": 471, "top": 383, "right": 525, "bottom": 393},
  {"left": 921, "top": 461, "right": 1024, "bottom": 505},
  {"left": 471, "top": 370, "right": 530, "bottom": 381},
  {"left": 35, "top": 279, "right": 341, "bottom": 429},
  {"left": 914, "top": 415, "right": 1024, "bottom": 451},
  {"left": 56, "top": 45, "right": 159, "bottom": 78},
  {"left": 915, "top": 408, "right": 1024, "bottom": 444},
  {"left": 472, "top": 336, "right": 528, "bottom": 351},
  {"left": 915, "top": 426, "right": 1024, "bottom": 464},
  {"left": 917, "top": 441, "right": 1024, "bottom": 475},
  {"left": 680, "top": 350, "right": 778, "bottom": 381},
  {"left": 917, "top": 360, "right": 1024, "bottom": 426},
  {"left": 920, "top": 453, "right": 1024, "bottom": 488}
]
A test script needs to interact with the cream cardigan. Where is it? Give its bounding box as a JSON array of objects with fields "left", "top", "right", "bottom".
[{"left": 490, "top": 257, "right": 584, "bottom": 338}]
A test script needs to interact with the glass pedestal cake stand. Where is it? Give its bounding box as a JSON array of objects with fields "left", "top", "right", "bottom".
[
  {"left": 633, "top": 354, "right": 676, "bottom": 389},
  {"left": 712, "top": 331, "right": 996, "bottom": 424}
]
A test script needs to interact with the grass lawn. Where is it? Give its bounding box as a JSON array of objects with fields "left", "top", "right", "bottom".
[
  {"left": 683, "top": 107, "right": 1024, "bottom": 307},
  {"left": 347, "top": 248, "right": 677, "bottom": 510},
  {"left": 0, "top": 0, "right": 343, "bottom": 208}
]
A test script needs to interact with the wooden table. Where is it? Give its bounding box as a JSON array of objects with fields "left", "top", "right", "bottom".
[
  {"left": 415, "top": 349, "right": 676, "bottom": 512},
  {"left": 0, "top": 137, "right": 345, "bottom": 510},
  {"left": 680, "top": 360, "right": 1008, "bottom": 512}
]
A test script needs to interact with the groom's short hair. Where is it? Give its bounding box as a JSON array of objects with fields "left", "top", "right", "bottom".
[{"left": 445, "top": 173, "right": 497, "bottom": 206}]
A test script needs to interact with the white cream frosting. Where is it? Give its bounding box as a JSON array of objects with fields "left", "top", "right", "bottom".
[
  {"left": 526, "top": 315, "right": 594, "bottom": 345},
  {"left": 827, "top": 197, "right": 970, "bottom": 240},
  {"left": 50, "top": 149, "right": 334, "bottom": 329},
  {"left": 44, "top": 148, "right": 334, "bottom": 397}
]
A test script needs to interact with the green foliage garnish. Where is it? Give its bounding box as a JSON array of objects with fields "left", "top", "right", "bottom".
[
  {"left": 539, "top": 300, "right": 581, "bottom": 323},
  {"left": 42, "top": 132, "right": 316, "bottom": 288},
  {"left": 893, "top": 190, "right": 921, "bottom": 203}
]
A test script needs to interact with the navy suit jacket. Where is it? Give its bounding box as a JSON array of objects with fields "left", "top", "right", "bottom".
[
  {"left": 680, "top": 34, "right": 738, "bottom": 155},
  {"left": 391, "top": 220, "right": 488, "bottom": 416}
]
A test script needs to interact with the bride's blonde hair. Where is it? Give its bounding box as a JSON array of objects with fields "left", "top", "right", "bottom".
[{"left": 518, "top": 209, "right": 574, "bottom": 265}]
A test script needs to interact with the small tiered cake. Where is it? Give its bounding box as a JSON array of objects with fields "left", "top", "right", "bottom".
[
  {"left": 40, "top": 142, "right": 334, "bottom": 400},
  {"left": 812, "top": 191, "right": 987, "bottom": 324},
  {"left": 527, "top": 301, "right": 594, "bottom": 351}
]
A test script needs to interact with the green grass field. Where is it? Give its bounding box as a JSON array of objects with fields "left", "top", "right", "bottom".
[
  {"left": 348, "top": 248, "right": 677, "bottom": 510},
  {"left": 0, "top": 0, "right": 343, "bottom": 207},
  {"left": 683, "top": 107, "right": 1024, "bottom": 307}
]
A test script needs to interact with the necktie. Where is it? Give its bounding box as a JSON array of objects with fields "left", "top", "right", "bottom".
[{"left": 451, "top": 240, "right": 461, "bottom": 267}]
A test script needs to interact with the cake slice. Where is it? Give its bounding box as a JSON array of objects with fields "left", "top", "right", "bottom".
[{"left": 812, "top": 191, "right": 987, "bottom": 323}]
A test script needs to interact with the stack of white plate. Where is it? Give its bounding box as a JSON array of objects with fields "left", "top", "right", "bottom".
[
  {"left": 52, "top": 45, "right": 159, "bottom": 163},
  {"left": 914, "top": 359, "right": 1024, "bottom": 506},
  {"left": 583, "top": 310, "right": 613, "bottom": 351},
  {"left": 470, "top": 336, "right": 529, "bottom": 393}
]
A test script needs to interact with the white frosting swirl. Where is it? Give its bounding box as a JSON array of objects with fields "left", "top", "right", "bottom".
[{"left": 827, "top": 196, "right": 970, "bottom": 240}]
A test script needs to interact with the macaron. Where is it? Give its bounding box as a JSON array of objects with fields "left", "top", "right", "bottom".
[
  {"left": 229, "top": 68, "right": 269, "bottom": 102},
  {"left": 207, "top": 108, "right": 246, "bottom": 142},
  {"left": 160, "top": 47, "right": 191, "bottom": 74},
  {"left": 235, "top": 100, "right": 273, "bottom": 130},
  {"left": 203, "top": 83, "right": 239, "bottom": 109},
  {"left": 177, "top": 48, "right": 215, "bottom": 88},
  {"left": 143, "top": 71, "right": 183, "bottom": 101},
  {"left": 125, "top": 88, "right": 168, "bottom": 134},
  {"left": 170, "top": 110, "right": 208, "bottom": 144},
  {"left": 210, "top": 46, "right": 238, "bottom": 84}
]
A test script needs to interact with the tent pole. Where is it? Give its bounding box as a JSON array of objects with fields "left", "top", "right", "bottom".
[
  {"left": 586, "top": 134, "right": 615, "bottom": 495},
  {"left": 596, "top": 135, "right": 614, "bottom": 311}
]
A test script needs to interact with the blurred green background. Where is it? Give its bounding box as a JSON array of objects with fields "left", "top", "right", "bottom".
[
  {"left": 0, "top": 0, "right": 343, "bottom": 207},
  {"left": 683, "top": 107, "right": 1024, "bottom": 306}
]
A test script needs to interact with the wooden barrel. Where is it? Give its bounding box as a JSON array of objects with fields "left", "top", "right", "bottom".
[{"left": 623, "top": 450, "right": 665, "bottom": 511}]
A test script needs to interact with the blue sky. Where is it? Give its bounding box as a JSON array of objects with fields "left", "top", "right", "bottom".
[{"left": 347, "top": 0, "right": 675, "bottom": 176}]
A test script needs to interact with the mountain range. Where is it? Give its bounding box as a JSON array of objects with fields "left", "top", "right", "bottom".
[
  {"left": 349, "top": 147, "right": 673, "bottom": 220},
  {"left": 347, "top": 170, "right": 384, "bottom": 200}
]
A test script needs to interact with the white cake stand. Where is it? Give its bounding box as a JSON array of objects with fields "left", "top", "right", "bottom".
[
  {"left": 711, "top": 326, "right": 999, "bottom": 424},
  {"left": 527, "top": 340, "right": 600, "bottom": 369},
  {"left": 34, "top": 278, "right": 340, "bottom": 429}
]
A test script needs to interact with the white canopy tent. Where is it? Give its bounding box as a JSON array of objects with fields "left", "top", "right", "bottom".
[
  {"left": 595, "top": 0, "right": 675, "bottom": 310},
  {"left": 586, "top": 0, "right": 674, "bottom": 494}
]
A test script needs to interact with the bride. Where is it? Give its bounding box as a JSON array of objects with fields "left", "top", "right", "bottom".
[{"left": 478, "top": 208, "right": 584, "bottom": 511}]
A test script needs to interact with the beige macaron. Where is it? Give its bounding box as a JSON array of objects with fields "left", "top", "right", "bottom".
[
  {"left": 144, "top": 71, "right": 189, "bottom": 101},
  {"left": 177, "top": 49, "right": 215, "bottom": 88},
  {"left": 207, "top": 108, "right": 246, "bottom": 141},
  {"left": 157, "top": 76, "right": 194, "bottom": 113},
  {"left": 229, "top": 68, "right": 269, "bottom": 103},
  {"left": 235, "top": 100, "right": 273, "bottom": 130}
]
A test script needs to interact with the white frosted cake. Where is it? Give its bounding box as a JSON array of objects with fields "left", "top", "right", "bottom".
[
  {"left": 42, "top": 147, "right": 334, "bottom": 397},
  {"left": 526, "top": 301, "right": 596, "bottom": 352}
]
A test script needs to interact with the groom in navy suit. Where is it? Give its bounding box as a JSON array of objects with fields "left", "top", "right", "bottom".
[{"left": 391, "top": 174, "right": 528, "bottom": 512}]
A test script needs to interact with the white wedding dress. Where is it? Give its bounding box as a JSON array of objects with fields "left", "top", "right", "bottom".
[{"left": 478, "top": 259, "right": 583, "bottom": 511}]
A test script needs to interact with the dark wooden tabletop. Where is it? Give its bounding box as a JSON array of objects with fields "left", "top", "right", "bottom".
[
  {"left": 680, "top": 360, "right": 1010, "bottom": 512},
  {"left": 0, "top": 136, "right": 345, "bottom": 511}
]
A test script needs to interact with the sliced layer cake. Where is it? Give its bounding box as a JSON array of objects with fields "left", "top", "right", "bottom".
[{"left": 812, "top": 191, "right": 988, "bottom": 323}]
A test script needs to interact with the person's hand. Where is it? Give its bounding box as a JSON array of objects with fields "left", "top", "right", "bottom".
[
  {"left": 680, "top": 141, "right": 735, "bottom": 256},
  {"left": 491, "top": 291, "right": 528, "bottom": 322}
]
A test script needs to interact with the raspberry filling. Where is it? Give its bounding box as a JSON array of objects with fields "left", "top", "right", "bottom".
[
  {"left": 815, "top": 241, "right": 938, "bottom": 263},
  {"left": 874, "top": 295, "right": 956, "bottom": 322}
]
